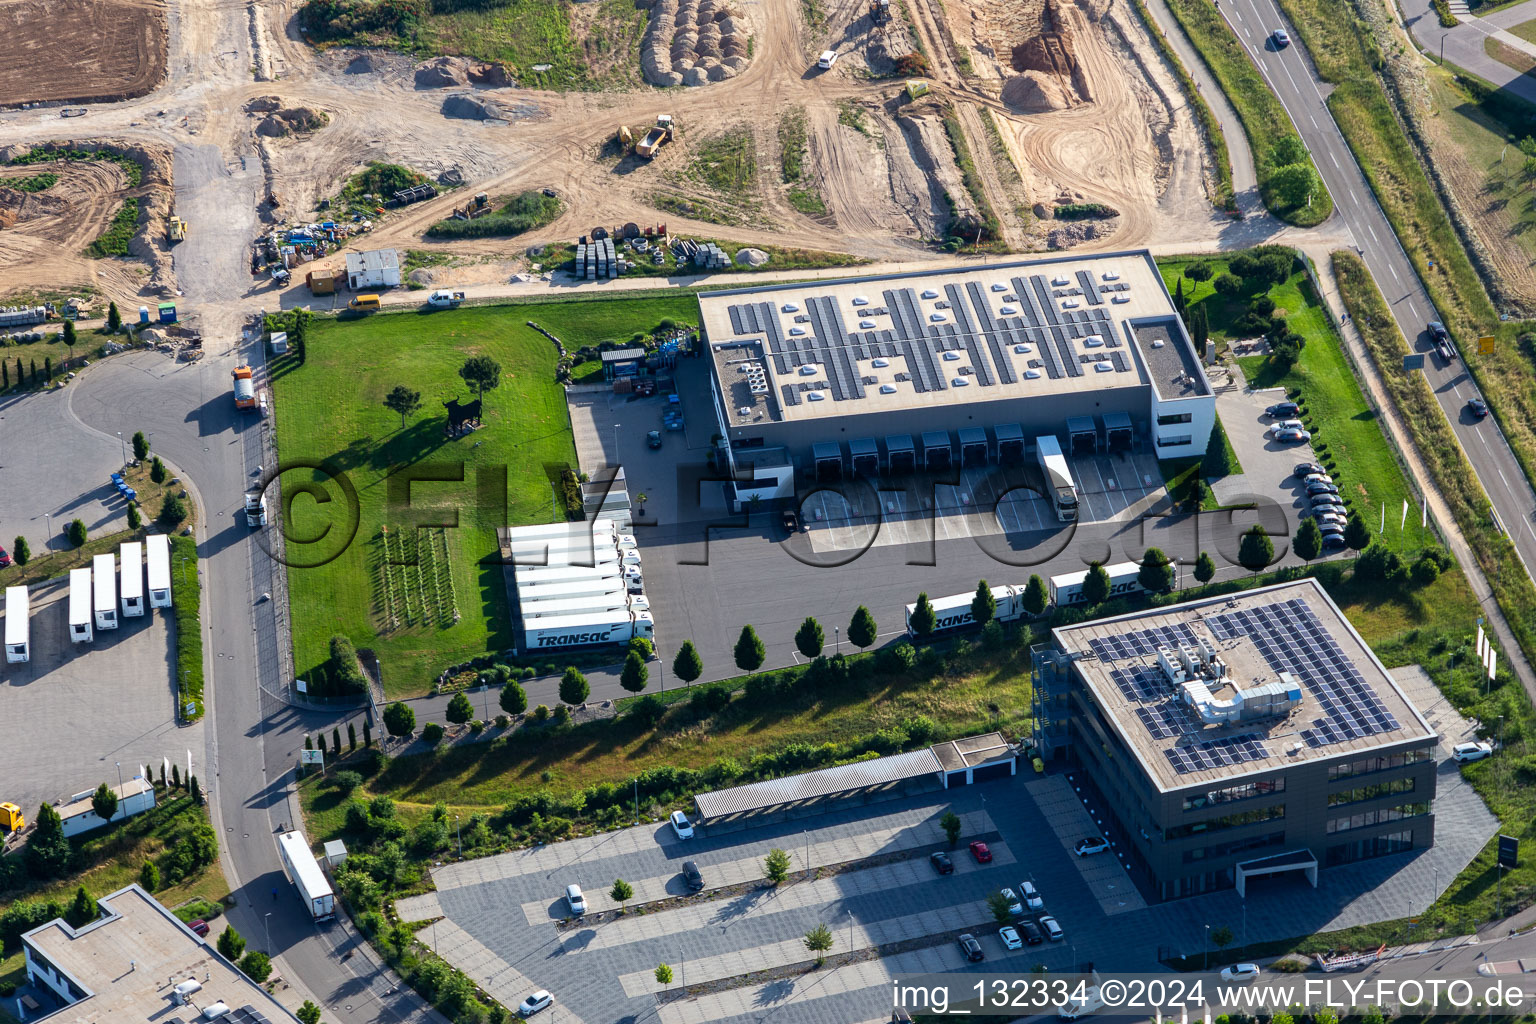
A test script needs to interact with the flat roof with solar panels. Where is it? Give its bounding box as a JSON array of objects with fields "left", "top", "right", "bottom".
[
  {"left": 699, "top": 250, "right": 1207, "bottom": 429},
  {"left": 1052, "top": 579, "right": 1434, "bottom": 794}
]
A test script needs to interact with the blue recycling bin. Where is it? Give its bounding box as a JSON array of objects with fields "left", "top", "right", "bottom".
[
  {"left": 121, "top": 487, "right": 137, "bottom": 502},
  {"left": 110, "top": 472, "right": 123, "bottom": 484}
]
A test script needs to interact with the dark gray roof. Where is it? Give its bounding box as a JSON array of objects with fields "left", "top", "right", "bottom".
[{"left": 694, "top": 748, "right": 943, "bottom": 818}]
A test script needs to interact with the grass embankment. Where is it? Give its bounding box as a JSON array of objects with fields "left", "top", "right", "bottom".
[
  {"left": 777, "top": 107, "right": 828, "bottom": 217},
  {"left": 1509, "top": 17, "right": 1536, "bottom": 43},
  {"left": 979, "top": 109, "right": 1033, "bottom": 228},
  {"left": 329, "top": 161, "right": 432, "bottom": 220},
  {"left": 1160, "top": 0, "right": 1331, "bottom": 224},
  {"left": 272, "top": 296, "right": 696, "bottom": 696},
  {"left": 171, "top": 535, "right": 204, "bottom": 719},
  {"left": 939, "top": 104, "right": 1006, "bottom": 250},
  {"left": 6, "top": 146, "right": 142, "bottom": 186},
  {"left": 1485, "top": 36, "right": 1536, "bottom": 74},
  {"left": 424, "top": 191, "right": 563, "bottom": 240},
  {"left": 299, "top": 0, "right": 647, "bottom": 89},
  {"left": 1127, "top": 0, "right": 1236, "bottom": 210},
  {"left": 85, "top": 198, "right": 138, "bottom": 258}
]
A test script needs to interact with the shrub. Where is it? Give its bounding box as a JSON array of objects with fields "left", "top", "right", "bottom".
[
  {"left": 238, "top": 950, "right": 272, "bottom": 983},
  {"left": 66, "top": 518, "right": 88, "bottom": 547},
  {"left": 335, "top": 770, "right": 364, "bottom": 795},
  {"left": 628, "top": 695, "right": 666, "bottom": 727},
  {"left": 689, "top": 684, "right": 731, "bottom": 717},
  {"left": 383, "top": 701, "right": 415, "bottom": 738},
  {"left": 158, "top": 493, "right": 187, "bottom": 528},
  {"left": 422, "top": 722, "right": 445, "bottom": 746},
  {"left": 532, "top": 704, "right": 550, "bottom": 722},
  {"left": 1212, "top": 272, "right": 1243, "bottom": 296},
  {"left": 326, "top": 635, "right": 369, "bottom": 695}
]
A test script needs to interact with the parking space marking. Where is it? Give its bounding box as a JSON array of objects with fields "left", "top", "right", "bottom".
[
  {"left": 420, "top": 917, "right": 593, "bottom": 1024},
  {"left": 1025, "top": 776, "right": 1147, "bottom": 917},
  {"left": 516, "top": 810, "right": 999, "bottom": 925},
  {"left": 556, "top": 839, "right": 1018, "bottom": 962}
]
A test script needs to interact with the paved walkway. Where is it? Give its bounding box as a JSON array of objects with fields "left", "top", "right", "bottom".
[{"left": 1024, "top": 775, "right": 1148, "bottom": 916}]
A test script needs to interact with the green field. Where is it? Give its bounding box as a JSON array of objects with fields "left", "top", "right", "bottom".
[{"left": 273, "top": 295, "right": 699, "bottom": 696}]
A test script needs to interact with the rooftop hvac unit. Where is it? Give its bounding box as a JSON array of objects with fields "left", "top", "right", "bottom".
[
  {"left": 202, "top": 1003, "right": 231, "bottom": 1020},
  {"left": 1084, "top": 335, "right": 1103, "bottom": 347},
  {"left": 1102, "top": 271, "right": 1120, "bottom": 281},
  {"left": 173, "top": 979, "right": 202, "bottom": 1005},
  {"left": 1051, "top": 276, "right": 1070, "bottom": 286},
  {"left": 737, "top": 405, "right": 752, "bottom": 415}
]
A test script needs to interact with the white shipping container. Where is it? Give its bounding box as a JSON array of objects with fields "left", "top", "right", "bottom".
[
  {"left": 92, "top": 554, "right": 118, "bottom": 629},
  {"left": 68, "top": 568, "right": 93, "bottom": 643},
  {"left": 522, "top": 610, "right": 654, "bottom": 651},
  {"left": 506, "top": 544, "right": 639, "bottom": 569},
  {"left": 904, "top": 584, "right": 1030, "bottom": 636},
  {"left": 119, "top": 541, "right": 145, "bottom": 617},
  {"left": 146, "top": 534, "right": 173, "bottom": 609},
  {"left": 1048, "top": 561, "right": 1144, "bottom": 607},
  {"left": 517, "top": 578, "right": 635, "bottom": 603},
  {"left": 4, "top": 586, "right": 28, "bottom": 663}
]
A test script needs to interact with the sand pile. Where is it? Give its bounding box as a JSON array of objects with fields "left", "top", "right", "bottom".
[
  {"left": 255, "top": 105, "right": 327, "bottom": 136},
  {"left": 735, "top": 247, "right": 768, "bottom": 266},
  {"left": 245, "top": 95, "right": 282, "bottom": 113},
  {"left": 416, "top": 56, "right": 468, "bottom": 87},
  {"left": 442, "top": 93, "right": 504, "bottom": 120},
  {"left": 346, "top": 52, "right": 391, "bottom": 74},
  {"left": 642, "top": 0, "right": 751, "bottom": 86},
  {"left": 1002, "top": 70, "right": 1073, "bottom": 111}
]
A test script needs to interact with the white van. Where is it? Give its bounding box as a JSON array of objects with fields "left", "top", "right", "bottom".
[{"left": 817, "top": 50, "right": 838, "bottom": 69}]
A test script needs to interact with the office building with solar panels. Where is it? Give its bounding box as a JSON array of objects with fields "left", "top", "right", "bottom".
[
  {"left": 697, "top": 250, "right": 1214, "bottom": 484},
  {"left": 1033, "top": 579, "right": 1438, "bottom": 901}
]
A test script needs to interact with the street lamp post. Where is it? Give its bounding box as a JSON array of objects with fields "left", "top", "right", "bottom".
[
  {"left": 613, "top": 423, "right": 621, "bottom": 469},
  {"left": 117, "top": 431, "right": 126, "bottom": 466},
  {"left": 455, "top": 815, "right": 462, "bottom": 858},
  {"left": 264, "top": 912, "right": 272, "bottom": 954},
  {"left": 847, "top": 910, "right": 854, "bottom": 954},
  {"left": 1204, "top": 924, "right": 1210, "bottom": 971},
  {"left": 835, "top": 627, "right": 840, "bottom": 656},
  {"left": 805, "top": 830, "right": 811, "bottom": 879}
]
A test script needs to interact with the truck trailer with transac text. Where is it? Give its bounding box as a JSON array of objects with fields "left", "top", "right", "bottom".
[
  {"left": 1049, "top": 561, "right": 1144, "bottom": 607},
  {"left": 522, "top": 611, "right": 654, "bottom": 650},
  {"left": 905, "top": 585, "right": 1031, "bottom": 636}
]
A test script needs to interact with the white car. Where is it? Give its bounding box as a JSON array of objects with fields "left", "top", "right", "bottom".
[
  {"left": 817, "top": 49, "right": 838, "bottom": 69},
  {"left": 1220, "top": 964, "right": 1261, "bottom": 983},
  {"left": 1453, "top": 741, "right": 1493, "bottom": 763},
  {"left": 999, "top": 925, "right": 1023, "bottom": 950},
  {"left": 1020, "top": 879, "right": 1043, "bottom": 910},
  {"left": 999, "top": 888, "right": 1022, "bottom": 916},
  {"left": 519, "top": 990, "right": 554, "bottom": 1016},
  {"left": 1075, "top": 836, "right": 1111, "bottom": 857},
  {"left": 670, "top": 810, "right": 695, "bottom": 839},
  {"left": 565, "top": 884, "right": 586, "bottom": 915}
]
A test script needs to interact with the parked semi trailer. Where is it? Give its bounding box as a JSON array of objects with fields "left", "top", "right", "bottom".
[
  {"left": 522, "top": 610, "right": 655, "bottom": 650},
  {"left": 1048, "top": 561, "right": 1144, "bottom": 607},
  {"left": 904, "top": 584, "right": 1030, "bottom": 636},
  {"left": 277, "top": 831, "right": 335, "bottom": 921},
  {"left": 1035, "top": 435, "right": 1079, "bottom": 522}
]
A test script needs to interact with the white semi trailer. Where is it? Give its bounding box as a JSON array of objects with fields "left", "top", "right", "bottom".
[
  {"left": 1035, "top": 435, "right": 1080, "bottom": 522},
  {"left": 146, "top": 534, "right": 173, "bottom": 609},
  {"left": 514, "top": 564, "right": 640, "bottom": 586},
  {"left": 523, "top": 610, "right": 655, "bottom": 650},
  {"left": 68, "top": 568, "right": 93, "bottom": 643},
  {"left": 119, "top": 541, "right": 145, "bottom": 617},
  {"left": 92, "top": 554, "right": 118, "bottom": 630},
  {"left": 1048, "top": 561, "right": 1144, "bottom": 607},
  {"left": 904, "top": 584, "right": 1031, "bottom": 636},
  {"left": 4, "top": 586, "right": 28, "bottom": 663},
  {"left": 518, "top": 577, "right": 640, "bottom": 602},
  {"left": 277, "top": 830, "right": 335, "bottom": 921}
]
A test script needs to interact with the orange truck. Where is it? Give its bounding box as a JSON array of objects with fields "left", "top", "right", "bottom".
[{"left": 232, "top": 366, "right": 256, "bottom": 410}]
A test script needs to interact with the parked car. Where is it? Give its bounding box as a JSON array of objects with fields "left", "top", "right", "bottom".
[
  {"left": 957, "top": 933, "right": 985, "bottom": 962},
  {"left": 1270, "top": 419, "right": 1305, "bottom": 433},
  {"left": 1020, "top": 880, "right": 1044, "bottom": 910},
  {"left": 565, "top": 884, "right": 586, "bottom": 915},
  {"left": 1273, "top": 428, "right": 1313, "bottom": 443},
  {"left": 782, "top": 507, "right": 800, "bottom": 533},
  {"left": 1428, "top": 321, "right": 1450, "bottom": 344},
  {"left": 1453, "top": 741, "right": 1493, "bottom": 763},
  {"left": 999, "top": 925, "right": 1023, "bottom": 950},
  {"left": 670, "top": 810, "right": 695, "bottom": 839},
  {"left": 1075, "top": 836, "right": 1110, "bottom": 857},
  {"left": 187, "top": 919, "right": 210, "bottom": 937},
  {"left": 1322, "top": 533, "right": 1348, "bottom": 550},
  {"left": 0, "top": 546, "right": 10, "bottom": 568},
  {"left": 1271, "top": 28, "right": 1291, "bottom": 46},
  {"left": 1040, "top": 915, "right": 1064, "bottom": 941},
  {"left": 518, "top": 991, "right": 554, "bottom": 1017},
  {"left": 1468, "top": 397, "right": 1489, "bottom": 419},
  {"left": 1221, "top": 964, "right": 1261, "bottom": 983},
  {"left": 1306, "top": 482, "right": 1339, "bottom": 497},
  {"left": 1019, "top": 919, "right": 1045, "bottom": 945},
  {"left": 969, "top": 840, "right": 993, "bottom": 863},
  {"left": 647, "top": 430, "right": 663, "bottom": 449},
  {"left": 1304, "top": 473, "right": 1333, "bottom": 485},
  {"left": 1266, "top": 401, "right": 1299, "bottom": 418},
  {"left": 999, "top": 888, "right": 1023, "bottom": 916},
  {"left": 930, "top": 851, "right": 955, "bottom": 875},
  {"left": 1294, "top": 461, "right": 1324, "bottom": 478},
  {"left": 682, "top": 860, "right": 704, "bottom": 891},
  {"left": 1319, "top": 523, "right": 1346, "bottom": 539}
]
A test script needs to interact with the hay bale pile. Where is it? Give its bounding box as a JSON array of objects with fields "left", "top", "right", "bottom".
[{"left": 642, "top": 0, "right": 752, "bottom": 86}]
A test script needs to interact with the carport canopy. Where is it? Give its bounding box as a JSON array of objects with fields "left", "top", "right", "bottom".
[
  {"left": 921, "top": 431, "right": 951, "bottom": 453},
  {"left": 995, "top": 423, "right": 1025, "bottom": 462},
  {"left": 849, "top": 437, "right": 878, "bottom": 460},
  {"left": 958, "top": 427, "right": 987, "bottom": 450},
  {"left": 812, "top": 441, "right": 842, "bottom": 463},
  {"left": 1235, "top": 849, "right": 1318, "bottom": 897},
  {"left": 694, "top": 747, "right": 943, "bottom": 820},
  {"left": 1067, "top": 416, "right": 1097, "bottom": 439},
  {"left": 1102, "top": 411, "right": 1132, "bottom": 435}
]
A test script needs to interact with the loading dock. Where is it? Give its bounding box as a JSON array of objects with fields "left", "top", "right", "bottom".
[
  {"left": 886, "top": 434, "right": 916, "bottom": 474},
  {"left": 812, "top": 441, "right": 843, "bottom": 483},
  {"left": 1103, "top": 410, "right": 1133, "bottom": 453},
  {"left": 1067, "top": 416, "right": 1098, "bottom": 456},
  {"left": 850, "top": 437, "right": 880, "bottom": 477},
  {"left": 959, "top": 427, "right": 989, "bottom": 468},
  {"left": 996, "top": 423, "right": 1026, "bottom": 465},
  {"left": 922, "top": 431, "right": 952, "bottom": 471}
]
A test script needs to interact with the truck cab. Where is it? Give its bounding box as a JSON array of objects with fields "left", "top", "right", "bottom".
[{"left": 245, "top": 492, "right": 268, "bottom": 528}]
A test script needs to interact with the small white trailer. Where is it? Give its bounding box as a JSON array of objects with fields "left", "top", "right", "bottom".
[
  {"left": 277, "top": 831, "right": 336, "bottom": 921},
  {"left": 514, "top": 563, "right": 639, "bottom": 586},
  {"left": 92, "top": 553, "right": 118, "bottom": 629},
  {"left": 119, "top": 541, "right": 145, "bottom": 617},
  {"left": 146, "top": 534, "right": 172, "bottom": 609},
  {"left": 518, "top": 577, "right": 639, "bottom": 603},
  {"left": 68, "top": 568, "right": 93, "bottom": 643},
  {"left": 4, "top": 586, "right": 28, "bottom": 663},
  {"left": 519, "top": 593, "right": 636, "bottom": 619}
]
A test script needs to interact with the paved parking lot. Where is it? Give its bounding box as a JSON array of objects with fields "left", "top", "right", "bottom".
[
  {"left": 397, "top": 756, "right": 1494, "bottom": 1024},
  {"left": 0, "top": 572, "right": 199, "bottom": 817}
]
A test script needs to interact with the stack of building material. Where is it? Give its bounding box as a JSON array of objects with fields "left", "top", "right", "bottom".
[{"left": 577, "top": 237, "right": 619, "bottom": 280}]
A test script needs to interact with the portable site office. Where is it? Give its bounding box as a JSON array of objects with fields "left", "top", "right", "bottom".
[
  {"left": 92, "top": 553, "right": 118, "bottom": 629},
  {"left": 68, "top": 568, "right": 93, "bottom": 643},
  {"left": 4, "top": 586, "right": 28, "bottom": 663},
  {"left": 146, "top": 534, "right": 172, "bottom": 609},
  {"left": 119, "top": 541, "right": 145, "bottom": 617}
]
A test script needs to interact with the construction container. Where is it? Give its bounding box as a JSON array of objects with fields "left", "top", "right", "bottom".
[
  {"left": 157, "top": 302, "right": 177, "bottom": 324},
  {"left": 139, "top": 306, "right": 150, "bottom": 325}
]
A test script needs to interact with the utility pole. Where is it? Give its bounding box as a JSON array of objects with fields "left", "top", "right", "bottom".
[{"left": 264, "top": 912, "right": 272, "bottom": 954}]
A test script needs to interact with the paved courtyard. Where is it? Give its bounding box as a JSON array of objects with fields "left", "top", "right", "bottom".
[
  {"left": 398, "top": 726, "right": 1496, "bottom": 1024},
  {"left": 0, "top": 571, "right": 199, "bottom": 818}
]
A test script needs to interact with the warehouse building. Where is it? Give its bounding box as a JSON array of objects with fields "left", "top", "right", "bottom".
[
  {"left": 1032, "top": 579, "right": 1437, "bottom": 901},
  {"left": 20, "top": 883, "right": 300, "bottom": 1023},
  {"left": 698, "top": 250, "right": 1214, "bottom": 484}
]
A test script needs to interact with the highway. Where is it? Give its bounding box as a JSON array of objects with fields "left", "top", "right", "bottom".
[{"left": 1217, "top": 0, "right": 1536, "bottom": 601}]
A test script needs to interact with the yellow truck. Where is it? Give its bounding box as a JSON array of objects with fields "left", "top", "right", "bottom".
[
  {"left": 636, "top": 115, "right": 675, "bottom": 159},
  {"left": 349, "top": 294, "right": 381, "bottom": 312},
  {"left": 168, "top": 215, "right": 188, "bottom": 243},
  {"left": 0, "top": 802, "right": 24, "bottom": 836}
]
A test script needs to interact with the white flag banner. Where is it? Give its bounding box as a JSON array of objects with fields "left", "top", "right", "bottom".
[
  {"left": 186, "top": 749, "right": 193, "bottom": 781},
  {"left": 1489, "top": 649, "right": 1499, "bottom": 682},
  {"left": 1422, "top": 501, "right": 1428, "bottom": 529},
  {"left": 162, "top": 757, "right": 170, "bottom": 783},
  {"left": 1380, "top": 502, "right": 1385, "bottom": 533},
  {"left": 1477, "top": 626, "right": 1487, "bottom": 661},
  {"left": 1401, "top": 500, "right": 1409, "bottom": 530}
]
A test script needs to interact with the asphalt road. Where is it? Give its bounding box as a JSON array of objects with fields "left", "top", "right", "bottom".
[
  {"left": 1219, "top": 0, "right": 1536, "bottom": 611},
  {"left": 1407, "top": 0, "right": 1536, "bottom": 108}
]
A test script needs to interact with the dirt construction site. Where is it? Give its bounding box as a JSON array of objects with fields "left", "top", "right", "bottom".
[{"left": 0, "top": 0, "right": 1304, "bottom": 322}]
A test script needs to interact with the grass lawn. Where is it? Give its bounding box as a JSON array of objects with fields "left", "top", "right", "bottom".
[
  {"left": 1508, "top": 16, "right": 1536, "bottom": 41},
  {"left": 1485, "top": 35, "right": 1536, "bottom": 74},
  {"left": 273, "top": 295, "right": 698, "bottom": 696}
]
